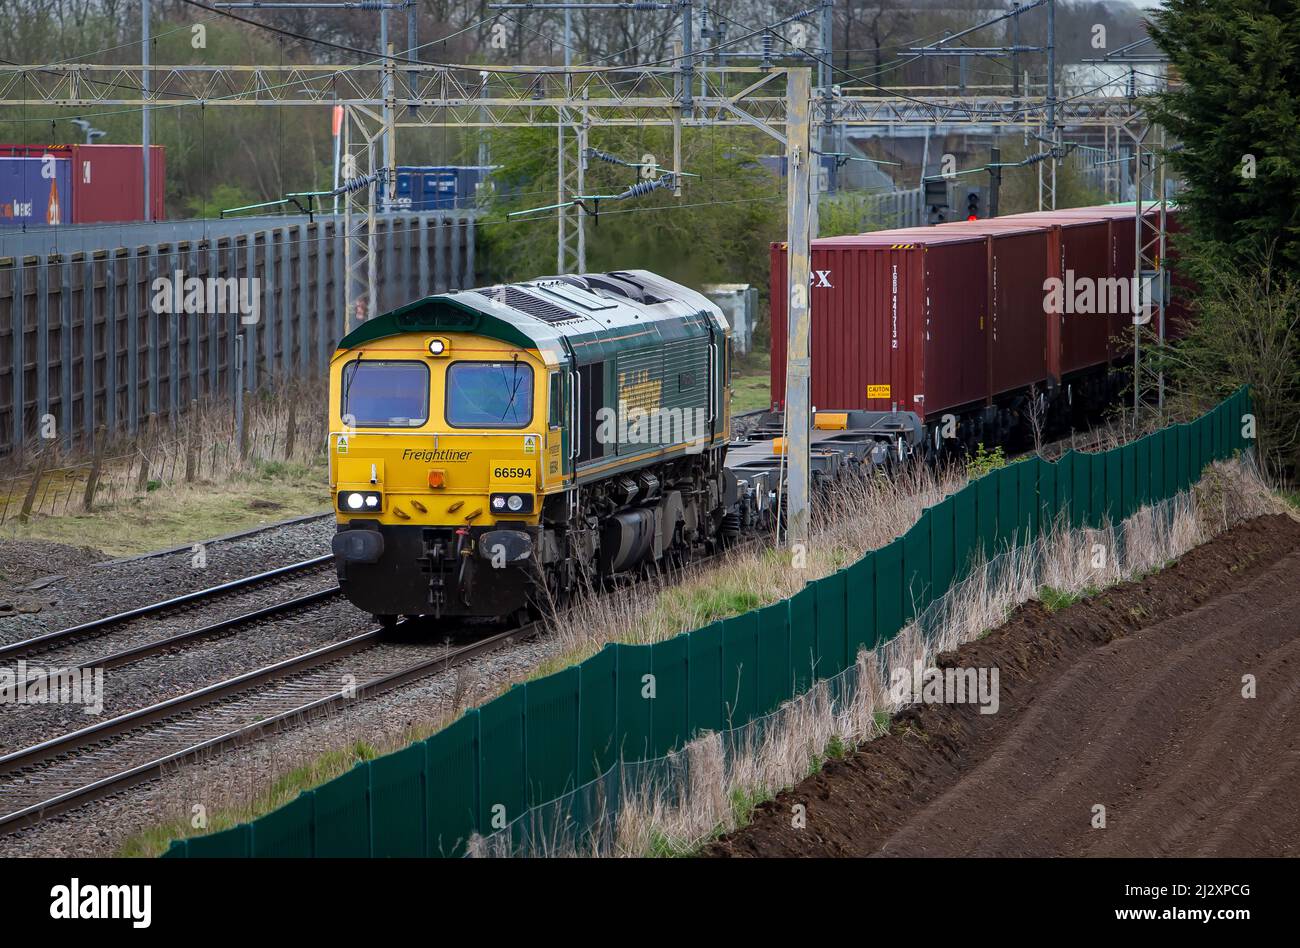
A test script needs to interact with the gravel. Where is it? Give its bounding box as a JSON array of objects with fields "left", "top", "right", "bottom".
[
  {"left": 0, "top": 627, "right": 566, "bottom": 858},
  {"left": 0, "top": 588, "right": 375, "bottom": 755},
  {"left": 0, "top": 515, "right": 336, "bottom": 646},
  {"left": 0, "top": 511, "right": 577, "bottom": 858}
]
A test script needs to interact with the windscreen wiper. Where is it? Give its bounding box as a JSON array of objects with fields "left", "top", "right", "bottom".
[{"left": 498, "top": 359, "right": 523, "bottom": 422}]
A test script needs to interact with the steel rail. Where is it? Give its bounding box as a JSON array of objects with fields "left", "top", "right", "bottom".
[
  {"left": 14, "top": 587, "right": 344, "bottom": 690},
  {"left": 0, "top": 554, "right": 335, "bottom": 663},
  {"left": 0, "top": 621, "right": 538, "bottom": 834}
]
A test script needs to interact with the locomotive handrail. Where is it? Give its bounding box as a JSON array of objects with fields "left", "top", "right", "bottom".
[{"left": 571, "top": 368, "right": 582, "bottom": 461}]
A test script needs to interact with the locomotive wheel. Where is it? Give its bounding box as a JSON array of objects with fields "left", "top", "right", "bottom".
[{"left": 375, "top": 613, "right": 399, "bottom": 631}]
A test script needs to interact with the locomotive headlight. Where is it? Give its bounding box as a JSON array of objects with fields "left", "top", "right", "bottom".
[
  {"left": 339, "top": 490, "right": 383, "bottom": 513},
  {"left": 427, "top": 336, "right": 449, "bottom": 357},
  {"left": 489, "top": 492, "right": 533, "bottom": 514}
]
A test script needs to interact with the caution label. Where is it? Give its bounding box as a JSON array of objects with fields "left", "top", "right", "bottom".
[{"left": 867, "top": 384, "right": 891, "bottom": 400}]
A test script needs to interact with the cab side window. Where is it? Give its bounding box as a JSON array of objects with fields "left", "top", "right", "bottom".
[{"left": 549, "top": 372, "right": 562, "bottom": 427}]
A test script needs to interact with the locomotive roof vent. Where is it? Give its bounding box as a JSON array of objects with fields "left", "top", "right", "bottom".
[
  {"left": 607, "top": 271, "right": 670, "bottom": 304},
  {"left": 492, "top": 285, "right": 587, "bottom": 326}
]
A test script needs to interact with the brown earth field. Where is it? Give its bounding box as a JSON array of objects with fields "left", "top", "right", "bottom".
[{"left": 708, "top": 513, "right": 1300, "bottom": 858}]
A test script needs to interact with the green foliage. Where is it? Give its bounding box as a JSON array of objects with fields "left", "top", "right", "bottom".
[
  {"left": 818, "top": 191, "right": 912, "bottom": 237},
  {"left": 185, "top": 183, "right": 263, "bottom": 220},
  {"left": 479, "top": 126, "right": 783, "bottom": 289},
  {"left": 824, "top": 733, "right": 848, "bottom": 760},
  {"left": 1148, "top": 0, "right": 1300, "bottom": 276},
  {"left": 966, "top": 443, "right": 1007, "bottom": 478},
  {"left": 1143, "top": 3, "right": 1300, "bottom": 477},
  {"left": 728, "top": 784, "right": 775, "bottom": 827},
  {"left": 664, "top": 582, "right": 767, "bottom": 624},
  {"left": 253, "top": 459, "right": 315, "bottom": 481},
  {"left": 1038, "top": 585, "right": 1096, "bottom": 612},
  {"left": 730, "top": 350, "right": 771, "bottom": 413},
  {"left": 1159, "top": 249, "right": 1300, "bottom": 476},
  {"left": 120, "top": 739, "right": 379, "bottom": 857},
  {"left": 992, "top": 133, "right": 1105, "bottom": 215}
]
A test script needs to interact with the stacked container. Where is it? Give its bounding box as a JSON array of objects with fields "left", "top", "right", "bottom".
[
  {"left": 769, "top": 203, "right": 1177, "bottom": 418},
  {"left": 0, "top": 144, "right": 166, "bottom": 225}
]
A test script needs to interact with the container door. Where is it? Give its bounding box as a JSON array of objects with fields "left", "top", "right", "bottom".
[{"left": 392, "top": 172, "right": 414, "bottom": 210}]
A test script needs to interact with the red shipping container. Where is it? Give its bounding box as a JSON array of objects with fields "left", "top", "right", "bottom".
[
  {"left": 995, "top": 210, "right": 1114, "bottom": 377},
  {"left": 1067, "top": 203, "right": 1188, "bottom": 342},
  {"left": 0, "top": 143, "right": 165, "bottom": 223},
  {"left": 771, "top": 229, "right": 990, "bottom": 419},
  {"left": 918, "top": 219, "right": 1051, "bottom": 399}
]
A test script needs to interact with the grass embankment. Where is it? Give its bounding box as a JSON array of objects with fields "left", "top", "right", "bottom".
[
  {"left": 7, "top": 459, "right": 330, "bottom": 556},
  {"left": 730, "top": 351, "right": 771, "bottom": 414},
  {"left": 120, "top": 740, "right": 380, "bottom": 858}
]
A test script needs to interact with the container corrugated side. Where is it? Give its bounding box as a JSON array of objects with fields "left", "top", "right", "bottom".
[
  {"left": 1000, "top": 211, "right": 1113, "bottom": 377},
  {"left": 771, "top": 230, "right": 989, "bottom": 418},
  {"left": 925, "top": 220, "right": 1051, "bottom": 398},
  {"left": 67, "top": 144, "right": 166, "bottom": 224}
]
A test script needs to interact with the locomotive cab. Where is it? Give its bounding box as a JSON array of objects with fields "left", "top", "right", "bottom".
[
  {"left": 328, "top": 272, "right": 733, "bottom": 625},
  {"left": 330, "top": 324, "right": 564, "bottom": 622}
]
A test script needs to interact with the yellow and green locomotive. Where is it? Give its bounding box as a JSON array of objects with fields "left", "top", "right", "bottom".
[{"left": 328, "top": 270, "right": 738, "bottom": 623}]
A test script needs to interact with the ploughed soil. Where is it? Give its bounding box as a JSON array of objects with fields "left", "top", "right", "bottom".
[{"left": 708, "top": 514, "right": 1300, "bottom": 858}]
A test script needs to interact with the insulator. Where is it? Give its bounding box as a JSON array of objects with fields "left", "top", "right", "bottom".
[
  {"left": 339, "top": 173, "right": 379, "bottom": 195},
  {"left": 617, "top": 178, "right": 667, "bottom": 200},
  {"left": 586, "top": 148, "right": 634, "bottom": 167}
]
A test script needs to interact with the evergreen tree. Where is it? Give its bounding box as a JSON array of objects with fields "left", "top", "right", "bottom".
[{"left": 1148, "top": 0, "right": 1300, "bottom": 274}]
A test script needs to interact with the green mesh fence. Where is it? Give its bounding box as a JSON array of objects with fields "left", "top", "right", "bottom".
[{"left": 161, "top": 388, "right": 1253, "bottom": 858}]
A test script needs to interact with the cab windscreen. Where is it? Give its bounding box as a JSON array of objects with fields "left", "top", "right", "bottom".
[
  {"left": 341, "top": 359, "right": 430, "bottom": 427},
  {"left": 446, "top": 361, "right": 534, "bottom": 428}
]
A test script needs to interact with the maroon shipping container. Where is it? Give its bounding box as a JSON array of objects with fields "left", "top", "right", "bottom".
[
  {"left": 917, "top": 219, "right": 1051, "bottom": 400},
  {"left": 770, "top": 229, "right": 990, "bottom": 419},
  {"left": 768, "top": 206, "right": 1183, "bottom": 420},
  {"left": 1067, "top": 204, "right": 1187, "bottom": 342},
  {"left": 0, "top": 143, "right": 165, "bottom": 223},
  {"left": 995, "top": 210, "right": 1114, "bottom": 378}
]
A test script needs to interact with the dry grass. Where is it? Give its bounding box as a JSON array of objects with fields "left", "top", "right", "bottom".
[
  {"left": 0, "top": 381, "right": 331, "bottom": 554},
  {"left": 469, "top": 456, "right": 1286, "bottom": 857},
  {"left": 529, "top": 462, "right": 967, "bottom": 680}
]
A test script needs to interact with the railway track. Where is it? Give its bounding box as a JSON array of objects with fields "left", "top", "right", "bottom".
[
  {"left": 0, "top": 555, "right": 338, "bottom": 673},
  {"left": 0, "top": 536, "right": 771, "bottom": 836},
  {"left": 0, "top": 618, "right": 540, "bottom": 834},
  {"left": 0, "top": 421, "right": 1133, "bottom": 839}
]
